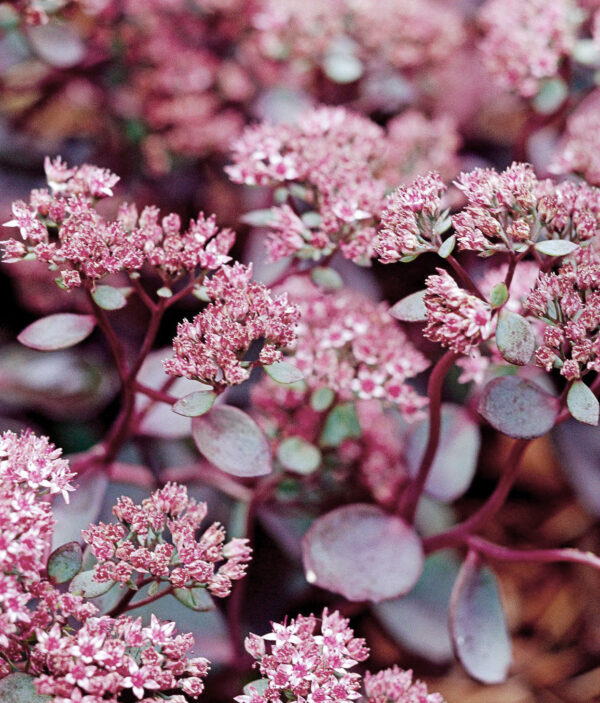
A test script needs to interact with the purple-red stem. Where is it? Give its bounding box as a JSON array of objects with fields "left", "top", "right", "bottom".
[
  {"left": 467, "top": 536, "right": 600, "bottom": 571},
  {"left": 399, "top": 350, "right": 459, "bottom": 523},
  {"left": 447, "top": 255, "right": 486, "bottom": 301}
]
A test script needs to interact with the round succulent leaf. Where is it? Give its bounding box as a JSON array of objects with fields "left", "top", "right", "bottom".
[
  {"left": 263, "top": 360, "right": 304, "bottom": 384},
  {"left": 495, "top": 309, "right": 535, "bottom": 366},
  {"left": 172, "top": 390, "right": 216, "bottom": 417},
  {"left": 156, "top": 286, "right": 173, "bottom": 298},
  {"left": 374, "top": 551, "right": 460, "bottom": 664},
  {"left": 449, "top": 555, "right": 512, "bottom": 684},
  {"left": 52, "top": 469, "right": 108, "bottom": 549},
  {"left": 0, "top": 673, "right": 50, "bottom": 702},
  {"left": 192, "top": 405, "right": 272, "bottom": 477},
  {"left": 47, "top": 541, "right": 82, "bottom": 584},
  {"left": 389, "top": 290, "right": 428, "bottom": 322},
  {"left": 489, "top": 282, "right": 508, "bottom": 308},
  {"left": 91, "top": 285, "right": 128, "bottom": 311},
  {"left": 534, "top": 239, "right": 578, "bottom": 256},
  {"left": 478, "top": 375, "right": 559, "bottom": 439},
  {"left": 27, "top": 22, "right": 85, "bottom": 68},
  {"left": 310, "top": 266, "right": 344, "bottom": 292},
  {"left": 173, "top": 586, "right": 215, "bottom": 612},
  {"left": 322, "top": 37, "right": 364, "bottom": 84},
  {"left": 567, "top": 380, "right": 599, "bottom": 426},
  {"left": 405, "top": 404, "right": 481, "bottom": 502},
  {"left": 302, "top": 504, "right": 424, "bottom": 602},
  {"left": 240, "top": 208, "right": 275, "bottom": 226},
  {"left": 69, "top": 569, "right": 116, "bottom": 598},
  {"left": 319, "top": 403, "right": 361, "bottom": 448},
  {"left": 18, "top": 313, "right": 96, "bottom": 351},
  {"left": 277, "top": 436, "right": 322, "bottom": 474},
  {"left": 310, "top": 386, "right": 335, "bottom": 412},
  {"left": 533, "top": 77, "right": 568, "bottom": 114}
]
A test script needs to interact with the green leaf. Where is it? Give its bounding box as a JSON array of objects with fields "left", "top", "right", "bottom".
[
  {"left": 301, "top": 211, "right": 322, "bottom": 228},
  {"left": 389, "top": 289, "right": 427, "bottom": 322},
  {"left": 533, "top": 77, "right": 568, "bottom": 115},
  {"left": 18, "top": 313, "right": 96, "bottom": 351},
  {"left": 310, "top": 266, "right": 343, "bottom": 291},
  {"left": 438, "top": 234, "right": 456, "bottom": 259},
  {"left": 534, "top": 240, "right": 578, "bottom": 256},
  {"left": 47, "top": 541, "right": 82, "bottom": 584},
  {"left": 478, "top": 376, "right": 559, "bottom": 439},
  {"left": 263, "top": 360, "right": 304, "bottom": 384},
  {"left": 91, "top": 285, "right": 128, "bottom": 311},
  {"left": 192, "top": 405, "right": 272, "bottom": 477},
  {"left": 322, "top": 37, "right": 364, "bottom": 83},
  {"left": 172, "top": 390, "right": 216, "bottom": 417},
  {"left": 495, "top": 309, "right": 535, "bottom": 366},
  {"left": 69, "top": 570, "right": 116, "bottom": 598},
  {"left": 319, "top": 403, "right": 361, "bottom": 448},
  {"left": 567, "top": 380, "right": 599, "bottom": 426},
  {"left": 0, "top": 673, "right": 50, "bottom": 702},
  {"left": 277, "top": 436, "right": 322, "bottom": 474},
  {"left": 303, "top": 504, "right": 423, "bottom": 602},
  {"left": 156, "top": 286, "right": 173, "bottom": 298},
  {"left": 173, "top": 586, "right": 215, "bottom": 611},
  {"left": 243, "top": 679, "right": 270, "bottom": 697},
  {"left": 450, "top": 555, "right": 511, "bottom": 683},
  {"left": 310, "top": 387, "right": 335, "bottom": 412},
  {"left": 148, "top": 580, "right": 160, "bottom": 596},
  {"left": 240, "top": 209, "right": 275, "bottom": 227},
  {"left": 489, "top": 282, "right": 508, "bottom": 308}
]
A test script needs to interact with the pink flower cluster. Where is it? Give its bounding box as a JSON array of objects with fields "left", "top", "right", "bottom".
[
  {"left": 452, "top": 162, "right": 539, "bottom": 253},
  {"left": 227, "top": 106, "right": 388, "bottom": 264},
  {"left": 0, "top": 431, "right": 75, "bottom": 671},
  {"left": 33, "top": 613, "right": 209, "bottom": 702},
  {"left": 286, "top": 278, "right": 429, "bottom": 419},
  {"left": 164, "top": 263, "right": 299, "bottom": 388},
  {"left": 551, "top": 90, "right": 600, "bottom": 185},
  {"left": 251, "top": 379, "right": 408, "bottom": 507},
  {"left": 424, "top": 270, "right": 492, "bottom": 355},
  {"left": 375, "top": 172, "right": 449, "bottom": 261},
  {"left": 238, "top": 609, "right": 446, "bottom": 703},
  {"left": 3, "top": 157, "right": 236, "bottom": 288},
  {"left": 526, "top": 254, "right": 600, "bottom": 379},
  {"left": 364, "top": 665, "right": 445, "bottom": 703},
  {"left": 82, "top": 482, "right": 251, "bottom": 598},
  {"left": 478, "top": 0, "right": 581, "bottom": 97},
  {"left": 116, "top": 204, "right": 235, "bottom": 279},
  {"left": 237, "top": 608, "right": 369, "bottom": 703}
]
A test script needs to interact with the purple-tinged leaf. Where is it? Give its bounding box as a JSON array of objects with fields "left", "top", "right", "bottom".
[
  {"left": 192, "top": 405, "right": 272, "bottom": 477},
  {"left": 69, "top": 569, "right": 115, "bottom": 598},
  {"left": 553, "top": 420, "right": 600, "bottom": 516},
  {"left": 47, "top": 541, "right": 82, "bottom": 584},
  {"left": 406, "top": 404, "right": 480, "bottom": 502},
  {"left": 449, "top": 554, "right": 512, "bottom": 683},
  {"left": 478, "top": 375, "right": 559, "bottom": 439},
  {"left": 27, "top": 22, "right": 85, "bottom": 68},
  {"left": 495, "top": 309, "right": 535, "bottom": 366},
  {"left": 389, "top": 290, "right": 427, "bottom": 322},
  {"left": 263, "top": 360, "right": 304, "bottom": 384},
  {"left": 567, "top": 380, "right": 599, "bottom": 426},
  {"left": 302, "top": 504, "right": 423, "bottom": 602},
  {"left": 173, "top": 390, "right": 216, "bottom": 417},
  {"left": 374, "top": 551, "right": 460, "bottom": 664},
  {"left": 18, "top": 313, "right": 96, "bottom": 351},
  {"left": 534, "top": 239, "right": 578, "bottom": 256},
  {"left": 0, "top": 673, "right": 50, "bottom": 702},
  {"left": 277, "top": 436, "right": 321, "bottom": 475}
]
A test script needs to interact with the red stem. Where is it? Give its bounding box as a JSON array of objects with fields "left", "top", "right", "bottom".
[
  {"left": 399, "top": 350, "right": 459, "bottom": 523},
  {"left": 447, "top": 255, "right": 486, "bottom": 301},
  {"left": 467, "top": 536, "right": 600, "bottom": 571}
]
